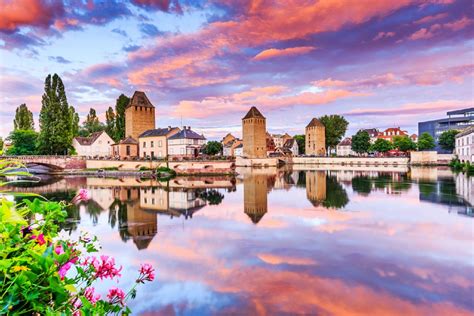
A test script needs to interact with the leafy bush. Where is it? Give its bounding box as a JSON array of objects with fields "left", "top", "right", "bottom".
[{"left": 0, "top": 161, "right": 154, "bottom": 314}]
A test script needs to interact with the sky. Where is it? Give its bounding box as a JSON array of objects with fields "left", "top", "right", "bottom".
[{"left": 0, "top": 0, "right": 473, "bottom": 140}]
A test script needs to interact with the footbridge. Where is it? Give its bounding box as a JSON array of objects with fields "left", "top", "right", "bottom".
[{"left": 2, "top": 156, "right": 86, "bottom": 171}]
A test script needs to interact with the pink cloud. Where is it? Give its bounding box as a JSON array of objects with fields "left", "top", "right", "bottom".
[
  {"left": 414, "top": 13, "right": 448, "bottom": 24},
  {"left": 253, "top": 46, "right": 316, "bottom": 61},
  {"left": 373, "top": 31, "right": 395, "bottom": 41},
  {"left": 409, "top": 16, "right": 472, "bottom": 40}
]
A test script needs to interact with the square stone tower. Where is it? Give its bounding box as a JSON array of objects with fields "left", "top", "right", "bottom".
[
  {"left": 125, "top": 91, "right": 156, "bottom": 140},
  {"left": 305, "top": 118, "right": 326, "bottom": 156},
  {"left": 242, "top": 106, "right": 266, "bottom": 158}
]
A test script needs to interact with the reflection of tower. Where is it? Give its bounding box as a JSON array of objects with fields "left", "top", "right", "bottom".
[
  {"left": 244, "top": 174, "right": 268, "bottom": 224},
  {"left": 126, "top": 201, "right": 157, "bottom": 250},
  {"left": 242, "top": 106, "right": 267, "bottom": 158},
  {"left": 306, "top": 171, "right": 327, "bottom": 207}
]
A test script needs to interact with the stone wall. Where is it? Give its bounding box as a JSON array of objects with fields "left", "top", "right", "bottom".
[
  {"left": 410, "top": 151, "right": 454, "bottom": 165},
  {"left": 242, "top": 117, "right": 266, "bottom": 158},
  {"left": 125, "top": 106, "right": 155, "bottom": 140},
  {"left": 292, "top": 156, "right": 409, "bottom": 165}
]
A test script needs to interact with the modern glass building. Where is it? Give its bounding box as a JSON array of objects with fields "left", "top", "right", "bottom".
[{"left": 418, "top": 107, "right": 474, "bottom": 153}]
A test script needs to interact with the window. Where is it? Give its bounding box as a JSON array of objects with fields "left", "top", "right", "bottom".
[
  {"left": 151, "top": 151, "right": 154, "bottom": 159},
  {"left": 158, "top": 140, "right": 162, "bottom": 147},
  {"left": 126, "top": 146, "right": 130, "bottom": 155},
  {"left": 151, "top": 141, "right": 154, "bottom": 147},
  {"left": 143, "top": 142, "right": 146, "bottom": 148},
  {"left": 180, "top": 148, "right": 184, "bottom": 154}
]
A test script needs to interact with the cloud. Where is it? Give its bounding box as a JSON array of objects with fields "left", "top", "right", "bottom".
[
  {"left": 112, "top": 28, "right": 127, "bottom": 37},
  {"left": 139, "top": 23, "right": 164, "bottom": 37},
  {"left": 253, "top": 46, "right": 316, "bottom": 61},
  {"left": 414, "top": 13, "right": 448, "bottom": 24},
  {"left": 373, "top": 31, "right": 395, "bottom": 41},
  {"left": 345, "top": 99, "right": 470, "bottom": 117},
  {"left": 123, "top": 45, "right": 141, "bottom": 52},
  {"left": 48, "top": 56, "right": 71, "bottom": 64},
  {"left": 131, "top": 0, "right": 182, "bottom": 13},
  {"left": 409, "top": 16, "right": 473, "bottom": 40}
]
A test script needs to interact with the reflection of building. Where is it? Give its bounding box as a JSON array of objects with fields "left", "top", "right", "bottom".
[
  {"left": 306, "top": 171, "right": 326, "bottom": 206},
  {"left": 419, "top": 108, "right": 474, "bottom": 153},
  {"left": 125, "top": 91, "right": 156, "bottom": 140},
  {"left": 305, "top": 118, "right": 326, "bottom": 156},
  {"left": 126, "top": 202, "right": 157, "bottom": 250},
  {"left": 244, "top": 174, "right": 268, "bottom": 224},
  {"left": 242, "top": 106, "right": 267, "bottom": 158},
  {"left": 455, "top": 173, "right": 473, "bottom": 207},
  {"left": 455, "top": 126, "right": 473, "bottom": 162}
]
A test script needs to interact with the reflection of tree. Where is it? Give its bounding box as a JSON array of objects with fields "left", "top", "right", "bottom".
[
  {"left": 199, "top": 189, "right": 224, "bottom": 205},
  {"left": 84, "top": 199, "right": 103, "bottom": 225},
  {"left": 418, "top": 181, "right": 437, "bottom": 197},
  {"left": 297, "top": 171, "right": 306, "bottom": 188},
  {"left": 323, "top": 176, "right": 349, "bottom": 209},
  {"left": 108, "top": 200, "right": 119, "bottom": 229},
  {"left": 116, "top": 200, "right": 131, "bottom": 242},
  {"left": 351, "top": 176, "right": 372, "bottom": 196}
]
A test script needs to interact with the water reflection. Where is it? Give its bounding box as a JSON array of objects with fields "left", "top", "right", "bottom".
[{"left": 5, "top": 167, "right": 473, "bottom": 314}]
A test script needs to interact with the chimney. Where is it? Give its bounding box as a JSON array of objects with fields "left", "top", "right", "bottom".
[{"left": 168, "top": 126, "right": 171, "bottom": 131}]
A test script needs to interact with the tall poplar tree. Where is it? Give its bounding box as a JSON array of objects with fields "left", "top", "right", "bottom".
[
  {"left": 81, "top": 108, "right": 104, "bottom": 136},
  {"left": 14, "top": 104, "right": 34, "bottom": 130},
  {"left": 37, "top": 74, "right": 74, "bottom": 155},
  {"left": 114, "top": 94, "right": 129, "bottom": 141},
  {"left": 69, "top": 106, "right": 80, "bottom": 137},
  {"left": 105, "top": 106, "right": 116, "bottom": 139}
]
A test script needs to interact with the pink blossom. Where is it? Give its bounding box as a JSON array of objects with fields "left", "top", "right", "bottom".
[
  {"left": 55, "top": 245, "right": 64, "bottom": 255},
  {"left": 84, "top": 287, "right": 101, "bottom": 305},
  {"left": 72, "top": 188, "right": 90, "bottom": 204},
  {"left": 31, "top": 234, "right": 46, "bottom": 245},
  {"left": 83, "top": 255, "right": 122, "bottom": 280},
  {"left": 58, "top": 261, "right": 73, "bottom": 280},
  {"left": 138, "top": 263, "right": 155, "bottom": 283},
  {"left": 107, "top": 287, "right": 126, "bottom": 306}
]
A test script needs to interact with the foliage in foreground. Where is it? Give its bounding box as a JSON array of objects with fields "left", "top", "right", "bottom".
[
  {"left": 449, "top": 158, "right": 474, "bottom": 174},
  {"left": 0, "top": 161, "right": 154, "bottom": 314}
]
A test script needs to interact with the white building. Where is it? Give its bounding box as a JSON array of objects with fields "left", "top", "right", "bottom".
[
  {"left": 234, "top": 143, "right": 243, "bottom": 157},
  {"left": 336, "top": 138, "right": 356, "bottom": 156},
  {"left": 168, "top": 126, "right": 206, "bottom": 157},
  {"left": 280, "top": 138, "right": 299, "bottom": 156},
  {"left": 72, "top": 131, "right": 113, "bottom": 157},
  {"left": 455, "top": 126, "right": 474, "bottom": 163}
]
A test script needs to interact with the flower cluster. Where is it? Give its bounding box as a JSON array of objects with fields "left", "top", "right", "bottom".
[
  {"left": 107, "top": 287, "right": 126, "bottom": 306},
  {"left": 82, "top": 255, "right": 122, "bottom": 280},
  {"left": 137, "top": 263, "right": 155, "bottom": 283}
]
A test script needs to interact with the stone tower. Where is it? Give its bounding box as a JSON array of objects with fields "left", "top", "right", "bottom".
[
  {"left": 305, "top": 118, "right": 326, "bottom": 156},
  {"left": 244, "top": 173, "right": 268, "bottom": 224},
  {"left": 242, "top": 106, "right": 266, "bottom": 158},
  {"left": 306, "top": 171, "right": 327, "bottom": 207},
  {"left": 125, "top": 91, "right": 156, "bottom": 140}
]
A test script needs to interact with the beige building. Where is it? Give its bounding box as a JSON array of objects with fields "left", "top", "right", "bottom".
[
  {"left": 138, "top": 127, "right": 180, "bottom": 159},
  {"left": 168, "top": 126, "right": 207, "bottom": 157},
  {"left": 73, "top": 131, "right": 114, "bottom": 157},
  {"left": 337, "top": 137, "right": 356, "bottom": 156},
  {"left": 242, "top": 106, "right": 267, "bottom": 158},
  {"left": 271, "top": 133, "right": 292, "bottom": 148},
  {"left": 455, "top": 126, "right": 474, "bottom": 162},
  {"left": 305, "top": 118, "right": 326, "bottom": 156},
  {"left": 125, "top": 91, "right": 156, "bottom": 140},
  {"left": 244, "top": 173, "right": 268, "bottom": 224},
  {"left": 111, "top": 137, "right": 139, "bottom": 159}
]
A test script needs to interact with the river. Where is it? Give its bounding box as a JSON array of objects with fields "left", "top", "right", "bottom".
[{"left": 6, "top": 166, "right": 474, "bottom": 315}]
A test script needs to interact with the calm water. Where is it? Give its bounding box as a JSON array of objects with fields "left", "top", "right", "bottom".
[{"left": 7, "top": 166, "right": 474, "bottom": 315}]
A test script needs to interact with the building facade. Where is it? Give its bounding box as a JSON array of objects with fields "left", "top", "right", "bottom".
[
  {"left": 455, "top": 126, "right": 474, "bottom": 163},
  {"left": 73, "top": 131, "right": 114, "bottom": 157},
  {"left": 336, "top": 137, "right": 356, "bottom": 156},
  {"left": 138, "top": 127, "right": 180, "bottom": 159},
  {"left": 305, "top": 118, "right": 326, "bottom": 156},
  {"left": 377, "top": 127, "right": 409, "bottom": 142},
  {"left": 111, "top": 137, "right": 139, "bottom": 159},
  {"left": 125, "top": 91, "right": 156, "bottom": 140},
  {"left": 419, "top": 108, "right": 474, "bottom": 153},
  {"left": 168, "top": 126, "right": 206, "bottom": 157},
  {"left": 242, "top": 106, "right": 267, "bottom": 158}
]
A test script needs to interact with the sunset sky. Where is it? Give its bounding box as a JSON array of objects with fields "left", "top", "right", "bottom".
[{"left": 0, "top": 0, "right": 473, "bottom": 139}]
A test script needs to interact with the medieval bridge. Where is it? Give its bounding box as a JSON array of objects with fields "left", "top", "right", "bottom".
[{"left": 3, "top": 156, "right": 86, "bottom": 171}]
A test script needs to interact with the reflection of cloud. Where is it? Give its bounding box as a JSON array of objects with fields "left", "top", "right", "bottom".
[{"left": 258, "top": 253, "right": 317, "bottom": 266}]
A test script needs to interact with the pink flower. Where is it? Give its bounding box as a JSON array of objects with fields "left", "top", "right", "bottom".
[
  {"left": 83, "top": 255, "right": 122, "bottom": 280},
  {"left": 84, "top": 287, "right": 101, "bottom": 305},
  {"left": 55, "top": 245, "right": 64, "bottom": 255},
  {"left": 72, "top": 188, "right": 90, "bottom": 204},
  {"left": 31, "top": 234, "right": 46, "bottom": 245},
  {"left": 58, "top": 261, "right": 73, "bottom": 280},
  {"left": 107, "top": 287, "right": 126, "bottom": 306},
  {"left": 137, "top": 263, "right": 155, "bottom": 283}
]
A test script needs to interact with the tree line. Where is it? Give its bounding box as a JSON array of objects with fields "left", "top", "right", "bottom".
[{"left": 5, "top": 74, "right": 130, "bottom": 155}]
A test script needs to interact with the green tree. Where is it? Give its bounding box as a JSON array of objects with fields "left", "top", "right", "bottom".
[
  {"left": 319, "top": 115, "right": 349, "bottom": 153},
  {"left": 370, "top": 138, "right": 392, "bottom": 154},
  {"left": 393, "top": 135, "right": 416, "bottom": 152},
  {"left": 69, "top": 106, "right": 80, "bottom": 137},
  {"left": 417, "top": 132, "right": 436, "bottom": 151},
  {"left": 80, "top": 108, "right": 104, "bottom": 136},
  {"left": 294, "top": 134, "right": 305, "bottom": 155},
  {"left": 202, "top": 141, "right": 223, "bottom": 155},
  {"left": 0, "top": 137, "right": 3, "bottom": 152},
  {"left": 438, "top": 130, "right": 459, "bottom": 152},
  {"left": 7, "top": 130, "right": 38, "bottom": 155},
  {"left": 14, "top": 104, "right": 34, "bottom": 130},
  {"left": 105, "top": 106, "right": 116, "bottom": 139},
  {"left": 351, "top": 130, "right": 370, "bottom": 155},
  {"left": 114, "top": 94, "right": 129, "bottom": 141},
  {"left": 37, "top": 74, "right": 75, "bottom": 155}
]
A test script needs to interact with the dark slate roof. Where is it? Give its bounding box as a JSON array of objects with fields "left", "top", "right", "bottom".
[
  {"left": 74, "top": 131, "right": 107, "bottom": 146},
  {"left": 139, "top": 127, "right": 179, "bottom": 138},
  {"left": 168, "top": 128, "right": 206, "bottom": 140},
  {"left": 243, "top": 106, "right": 265, "bottom": 120},
  {"left": 455, "top": 126, "right": 474, "bottom": 138},
  {"left": 283, "top": 138, "right": 295, "bottom": 148},
  {"left": 117, "top": 137, "right": 138, "bottom": 145},
  {"left": 363, "top": 128, "right": 379, "bottom": 137},
  {"left": 127, "top": 91, "right": 154, "bottom": 108},
  {"left": 306, "top": 118, "right": 324, "bottom": 128},
  {"left": 235, "top": 143, "right": 243, "bottom": 148}
]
